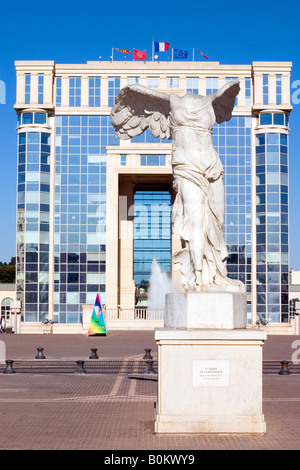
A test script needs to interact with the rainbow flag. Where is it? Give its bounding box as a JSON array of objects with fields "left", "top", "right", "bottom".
[{"left": 88, "top": 293, "right": 107, "bottom": 335}]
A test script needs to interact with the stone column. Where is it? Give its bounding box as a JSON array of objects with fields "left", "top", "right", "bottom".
[
  {"left": 119, "top": 179, "right": 136, "bottom": 311},
  {"left": 105, "top": 153, "right": 119, "bottom": 310}
]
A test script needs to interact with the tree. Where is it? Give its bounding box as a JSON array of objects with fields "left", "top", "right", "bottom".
[{"left": 0, "top": 258, "right": 16, "bottom": 283}]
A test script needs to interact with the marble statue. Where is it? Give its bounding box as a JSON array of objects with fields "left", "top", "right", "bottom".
[{"left": 111, "top": 81, "right": 245, "bottom": 293}]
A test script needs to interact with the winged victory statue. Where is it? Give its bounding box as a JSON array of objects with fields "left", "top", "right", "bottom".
[{"left": 111, "top": 80, "right": 245, "bottom": 293}]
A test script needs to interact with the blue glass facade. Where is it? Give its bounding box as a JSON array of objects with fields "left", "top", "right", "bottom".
[
  {"left": 53, "top": 115, "right": 119, "bottom": 322},
  {"left": 14, "top": 61, "right": 292, "bottom": 327},
  {"left": 213, "top": 116, "right": 252, "bottom": 316},
  {"left": 133, "top": 190, "right": 172, "bottom": 287},
  {"left": 16, "top": 122, "right": 51, "bottom": 321},
  {"left": 256, "top": 127, "right": 289, "bottom": 322}
]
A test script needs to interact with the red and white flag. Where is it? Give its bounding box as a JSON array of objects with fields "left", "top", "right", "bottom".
[{"left": 133, "top": 49, "right": 147, "bottom": 60}]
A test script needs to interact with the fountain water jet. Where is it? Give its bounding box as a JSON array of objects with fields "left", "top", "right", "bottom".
[{"left": 148, "top": 258, "right": 179, "bottom": 310}]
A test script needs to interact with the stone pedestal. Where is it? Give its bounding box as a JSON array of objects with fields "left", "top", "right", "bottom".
[
  {"left": 154, "top": 292, "right": 267, "bottom": 434},
  {"left": 165, "top": 291, "right": 246, "bottom": 329}
]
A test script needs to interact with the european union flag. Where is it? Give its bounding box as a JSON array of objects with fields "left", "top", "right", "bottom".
[{"left": 173, "top": 49, "right": 188, "bottom": 60}]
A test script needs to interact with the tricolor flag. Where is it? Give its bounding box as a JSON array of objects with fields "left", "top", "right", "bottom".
[
  {"left": 133, "top": 49, "right": 147, "bottom": 60},
  {"left": 154, "top": 41, "right": 170, "bottom": 52}
]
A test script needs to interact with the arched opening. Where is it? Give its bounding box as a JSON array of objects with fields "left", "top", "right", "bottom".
[{"left": 1, "top": 298, "right": 13, "bottom": 320}]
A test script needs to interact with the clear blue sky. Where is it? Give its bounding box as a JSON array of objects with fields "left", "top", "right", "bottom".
[{"left": 1, "top": 0, "right": 300, "bottom": 267}]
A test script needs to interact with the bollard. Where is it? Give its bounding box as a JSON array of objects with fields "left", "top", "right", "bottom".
[
  {"left": 76, "top": 360, "right": 87, "bottom": 374},
  {"left": 278, "top": 361, "right": 291, "bottom": 375},
  {"left": 3, "top": 360, "right": 16, "bottom": 374},
  {"left": 144, "top": 360, "right": 156, "bottom": 375},
  {"left": 143, "top": 348, "right": 153, "bottom": 360},
  {"left": 35, "top": 347, "right": 46, "bottom": 359},
  {"left": 89, "top": 348, "right": 99, "bottom": 359}
]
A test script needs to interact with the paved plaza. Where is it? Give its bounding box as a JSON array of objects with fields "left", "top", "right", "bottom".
[{"left": 0, "top": 330, "right": 300, "bottom": 451}]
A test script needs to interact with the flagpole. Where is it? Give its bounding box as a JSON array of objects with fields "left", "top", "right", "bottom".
[
  {"left": 152, "top": 35, "right": 154, "bottom": 61},
  {"left": 111, "top": 48, "right": 114, "bottom": 62},
  {"left": 172, "top": 48, "right": 173, "bottom": 61},
  {"left": 193, "top": 48, "right": 194, "bottom": 62}
]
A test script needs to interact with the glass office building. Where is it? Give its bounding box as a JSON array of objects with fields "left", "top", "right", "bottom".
[{"left": 14, "top": 60, "right": 292, "bottom": 331}]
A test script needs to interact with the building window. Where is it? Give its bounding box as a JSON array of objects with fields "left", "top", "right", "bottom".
[
  {"left": 20, "top": 112, "right": 47, "bottom": 126},
  {"left": 127, "top": 77, "right": 140, "bottom": 85},
  {"left": 22, "top": 112, "right": 33, "bottom": 125},
  {"left": 147, "top": 77, "right": 160, "bottom": 89},
  {"left": 89, "top": 77, "right": 101, "bottom": 107},
  {"left": 69, "top": 77, "right": 81, "bottom": 107},
  {"left": 34, "top": 112, "right": 47, "bottom": 125},
  {"left": 1, "top": 298, "right": 13, "bottom": 320},
  {"left": 38, "top": 74, "right": 44, "bottom": 105},
  {"left": 25, "top": 74, "right": 31, "bottom": 104},
  {"left": 108, "top": 77, "right": 120, "bottom": 107},
  {"left": 276, "top": 74, "right": 282, "bottom": 105},
  {"left": 263, "top": 74, "right": 269, "bottom": 105},
  {"left": 206, "top": 77, "right": 218, "bottom": 94},
  {"left": 120, "top": 154, "right": 127, "bottom": 166},
  {"left": 226, "top": 77, "right": 238, "bottom": 106},
  {"left": 56, "top": 77, "right": 62, "bottom": 108},
  {"left": 166, "top": 77, "right": 179, "bottom": 89},
  {"left": 140, "top": 154, "right": 166, "bottom": 166},
  {"left": 186, "top": 77, "right": 198, "bottom": 94},
  {"left": 259, "top": 113, "right": 287, "bottom": 126},
  {"left": 245, "top": 77, "right": 251, "bottom": 107}
]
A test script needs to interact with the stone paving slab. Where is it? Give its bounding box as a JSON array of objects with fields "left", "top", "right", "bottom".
[{"left": 0, "top": 331, "right": 300, "bottom": 451}]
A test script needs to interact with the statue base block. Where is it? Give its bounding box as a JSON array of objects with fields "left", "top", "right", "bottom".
[
  {"left": 154, "top": 328, "right": 267, "bottom": 434},
  {"left": 165, "top": 291, "right": 247, "bottom": 329}
]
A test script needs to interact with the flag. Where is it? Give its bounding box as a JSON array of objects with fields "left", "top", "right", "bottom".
[
  {"left": 134, "top": 49, "right": 147, "bottom": 60},
  {"left": 196, "top": 48, "right": 208, "bottom": 60},
  {"left": 88, "top": 293, "right": 107, "bottom": 335},
  {"left": 173, "top": 49, "right": 188, "bottom": 60},
  {"left": 115, "top": 48, "right": 131, "bottom": 54},
  {"left": 154, "top": 41, "right": 170, "bottom": 52}
]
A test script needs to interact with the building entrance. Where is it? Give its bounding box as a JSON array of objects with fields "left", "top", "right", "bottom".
[{"left": 133, "top": 186, "right": 172, "bottom": 307}]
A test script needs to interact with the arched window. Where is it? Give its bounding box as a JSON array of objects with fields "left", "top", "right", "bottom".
[{"left": 1, "top": 298, "right": 13, "bottom": 320}]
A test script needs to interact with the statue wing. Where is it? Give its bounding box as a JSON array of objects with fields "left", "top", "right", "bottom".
[
  {"left": 211, "top": 80, "right": 240, "bottom": 124},
  {"left": 111, "top": 84, "right": 171, "bottom": 140}
]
